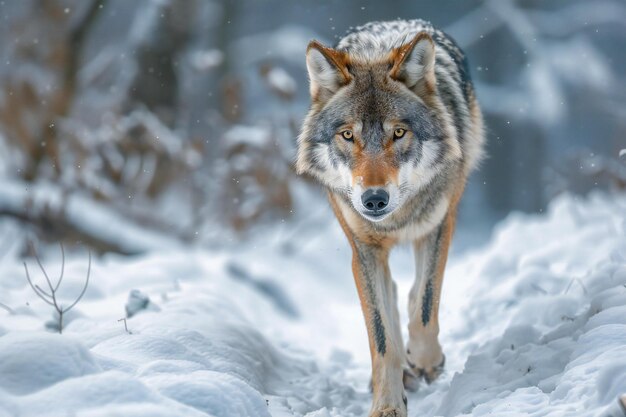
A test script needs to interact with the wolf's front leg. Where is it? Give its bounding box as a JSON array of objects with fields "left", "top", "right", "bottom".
[
  {"left": 406, "top": 208, "right": 456, "bottom": 383},
  {"left": 352, "top": 241, "right": 407, "bottom": 417}
]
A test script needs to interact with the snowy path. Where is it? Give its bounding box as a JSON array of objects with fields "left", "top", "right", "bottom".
[{"left": 1, "top": 192, "right": 625, "bottom": 417}]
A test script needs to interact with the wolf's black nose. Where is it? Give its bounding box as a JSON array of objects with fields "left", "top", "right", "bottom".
[{"left": 361, "top": 189, "right": 389, "bottom": 211}]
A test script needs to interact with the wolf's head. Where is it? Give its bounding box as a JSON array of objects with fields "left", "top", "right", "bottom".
[{"left": 297, "top": 32, "right": 462, "bottom": 223}]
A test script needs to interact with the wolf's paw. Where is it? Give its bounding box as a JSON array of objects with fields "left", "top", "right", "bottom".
[
  {"left": 409, "top": 354, "right": 445, "bottom": 384},
  {"left": 406, "top": 337, "right": 445, "bottom": 384},
  {"left": 402, "top": 367, "right": 419, "bottom": 392},
  {"left": 369, "top": 407, "right": 406, "bottom": 417},
  {"left": 370, "top": 391, "right": 407, "bottom": 417}
]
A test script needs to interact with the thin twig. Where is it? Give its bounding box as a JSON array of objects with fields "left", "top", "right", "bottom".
[
  {"left": 118, "top": 317, "right": 131, "bottom": 334},
  {"left": 564, "top": 277, "right": 587, "bottom": 295},
  {"left": 0, "top": 302, "right": 14, "bottom": 314},
  {"left": 34, "top": 284, "right": 53, "bottom": 298},
  {"left": 22, "top": 245, "right": 92, "bottom": 333},
  {"left": 55, "top": 243, "right": 65, "bottom": 292},
  {"left": 32, "top": 243, "right": 56, "bottom": 299},
  {"left": 23, "top": 263, "right": 55, "bottom": 306},
  {"left": 63, "top": 251, "right": 91, "bottom": 312}
]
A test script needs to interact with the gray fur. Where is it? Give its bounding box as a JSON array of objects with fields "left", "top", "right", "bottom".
[
  {"left": 421, "top": 279, "right": 433, "bottom": 326},
  {"left": 298, "top": 20, "right": 485, "bottom": 416},
  {"left": 354, "top": 240, "right": 388, "bottom": 356},
  {"left": 335, "top": 19, "right": 475, "bottom": 166},
  {"left": 373, "top": 308, "right": 387, "bottom": 355}
]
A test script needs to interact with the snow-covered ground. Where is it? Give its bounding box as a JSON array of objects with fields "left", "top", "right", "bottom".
[{"left": 0, "top": 191, "right": 625, "bottom": 417}]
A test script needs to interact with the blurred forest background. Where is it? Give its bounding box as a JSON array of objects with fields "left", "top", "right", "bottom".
[{"left": 0, "top": 0, "right": 625, "bottom": 255}]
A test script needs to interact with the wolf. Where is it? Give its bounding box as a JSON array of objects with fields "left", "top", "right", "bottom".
[{"left": 296, "top": 19, "right": 485, "bottom": 417}]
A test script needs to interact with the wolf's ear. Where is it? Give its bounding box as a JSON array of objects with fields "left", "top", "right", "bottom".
[
  {"left": 389, "top": 32, "right": 436, "bottom": 94},
  {"left": 306, "top": 41, "right": 351, "bottom": 101}
]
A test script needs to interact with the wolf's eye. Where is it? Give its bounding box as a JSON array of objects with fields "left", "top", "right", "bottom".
[
  {"left": 393, "top": 128, "right": 406, "bottom": 140},
  {"left": 341, "top": 130, "right": 354, "bottom": 141}
]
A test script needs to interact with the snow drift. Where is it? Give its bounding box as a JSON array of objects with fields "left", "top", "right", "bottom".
[{"left": 0, "top": 192, "right": 625, "bottom": 417}]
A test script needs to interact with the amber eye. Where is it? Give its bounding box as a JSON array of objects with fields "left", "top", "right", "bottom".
[
  {"left": 341, "top": 130, "right": 354, "bottom": 141},
  {"left": 393, "top": 128, "right": 406, "bottom": 140}
]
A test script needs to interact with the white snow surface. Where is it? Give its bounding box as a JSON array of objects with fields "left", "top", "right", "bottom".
[{"left": 0, "top": 192, "right": 625, "bottom": 417}]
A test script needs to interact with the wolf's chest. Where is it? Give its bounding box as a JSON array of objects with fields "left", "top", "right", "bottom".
[
  {"left": 335, "top": 193, "right": 450, "bottom": 244},
  {"left": 385, "top": 195, "right": 450, "bottom": 243}
]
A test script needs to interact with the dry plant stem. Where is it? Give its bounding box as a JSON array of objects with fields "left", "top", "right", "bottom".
[
  {"left": 118, "top": 317, "right": 130, "bottom": 334},
  {"left": 23, "top": 244, "right": 91, "bottom": 334},
  {"left": 0, "top": 302, "right": 14, "bottom": 314}
]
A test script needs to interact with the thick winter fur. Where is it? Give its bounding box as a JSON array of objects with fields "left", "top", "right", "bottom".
[{"left": 297, "top": 20, "right": 484, "bottom": 417}]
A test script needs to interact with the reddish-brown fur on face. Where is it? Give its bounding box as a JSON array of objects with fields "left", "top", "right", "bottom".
[{"left": 351, "top": 142, "right": 399, "bottom": 187}]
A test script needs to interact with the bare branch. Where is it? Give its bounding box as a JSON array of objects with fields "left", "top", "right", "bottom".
[
  {"left": 63, "top": 251, "right": 91, "bottom": 313},
  {"left": 118, "top": 317, "right": 131, "bottom": 334},
  {"left": 69, "top": 0, "right": 108, "bottom": 50},
  {"left": 0, "top": 302, "right": 14, "bottom": 314},
  {"left": 55, "top": 243, "right": 65, "bottom": 292},
  {"left": 22, "top": 246, "right": 92, "bottom": 333},
  {"left": 564, "top": 277, "right": 588, "bottom": 295},
  {"left": 31, "top": 244, "right": 56, "bottom": 297},
  {"left": 0, "top": 180, "right": 175, "bottom": 255},
  {"left": 35, "top": 284, "right": 53, "bottom": 299},
  {"left": 23, "top": 263, "right": 55, "bottom": 306}
]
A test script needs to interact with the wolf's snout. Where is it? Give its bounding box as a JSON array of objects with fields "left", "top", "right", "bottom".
[{"left": 361, "top": 188, "right": 389, "bottom": 211}]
